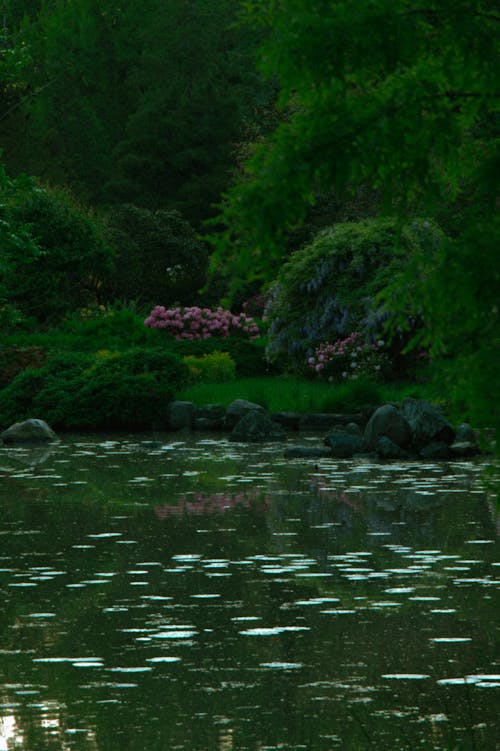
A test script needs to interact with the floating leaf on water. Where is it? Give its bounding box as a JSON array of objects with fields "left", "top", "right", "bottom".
[
  {"left": 108, "top": 667, "right": 153, "bottom": 673},
  {"left": 152, "top": 630, "right": 197, "bottom": 639},
  {"left": 239, "top": 626, "right": 310, "bottom": 636},
  {"left": 293, "top": 598, "right": 340, "bottom": 606},
  {"left": 87, "top": 533, "right": 121, "bottom": 539},
  {"left": 382, "top": 674, "right": 430, "bottom": 680},
  {"left": 430, "top": 637, "right": 472, "bottom": 643},
  {"left": 260, "top": 662, "right": 303, "bottom": 670},
  {"left": 26, "top": 613, "right": 56, "bottom": 619},
  {"left": 145, "top": 657, "right": 182, "bottom": 663},
  {"left": 190, "top": 594, "right": 221, "bottom": 599}
]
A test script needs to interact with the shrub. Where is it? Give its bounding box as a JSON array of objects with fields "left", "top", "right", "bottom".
[
  {"left": 145, "top": 305, "right": 260, "bottom": 340},
  {"left": 0, "top": 368, "right": 46, "bottom": 428},
  {"left": 161, "top": 336, "right": 269, "bottom": 377},
  {"left": 1, "top": 176, "right": 113, "bottom": 325},
  {"left": 265, "top": 217, "right": 445, "bottom": 370},
  {"left": 183, "top": 351, "right": 236, "bottom": 383},
  {"left": 102, "top": 204, "right": 208, "bottom": 306},
  {"left": 0, "top": 347, "right": 188, "bottom": 430},
  {"left": 308, "top": 332, "right": 390, "bottom": 382}
]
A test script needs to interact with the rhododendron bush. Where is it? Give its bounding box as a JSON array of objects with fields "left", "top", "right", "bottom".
[
  {"left": 144, "top": 306, "right": 260, "bottom": 340},
  {"left": 308, "top": 332, "right": 389, "bottom": 382}
]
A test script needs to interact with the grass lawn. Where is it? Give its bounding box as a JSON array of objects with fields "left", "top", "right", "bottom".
[{"left": 177, "top": 376, "right": 437, "bottom": 414}]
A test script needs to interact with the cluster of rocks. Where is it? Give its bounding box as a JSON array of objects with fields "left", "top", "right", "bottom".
[
  {"left": 0, "top": 399, "right": 482, "bottom": 462},
  {"left": 290, "top": 398, "right": 480, "bottom": 461}
]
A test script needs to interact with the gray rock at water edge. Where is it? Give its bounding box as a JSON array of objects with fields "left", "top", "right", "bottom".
[
  {"left": 230, "top": 410, "right": 286, "bottom": 443},
  {"left": 450, "top": 441, "right": 481, "bottom": 458},
  {"left": 376, "top": 436, "right": 411, "bottom": 460},
  {"left": 193, "top": 416, "right": 226, "bottom": 431},
  {"left": 364, "top": 404, "right": 412, "bottom": 450},
  {"left": 271, "top": 412, "right": 302, "bottom": 430},
  {"left": 402, "top": 398, "right": 455, "bottom": 448},
  {"left": 167, "top": 400, "right": 196, "bottom": 429},
  {"left": 455, "top": 423, "right": 476, "bottom": 444},
  {"left": 225, "top": 399, "right": 266, "bottom": 427},
  {"left": 194, "top": 404, "right": 227, "bottom": 430},
  {"left": 284, "top": 446, "right": 333, "bottom": 459},
  {"left": 1, "top": 418, "right": 58, "bottom": 444},
  {"left": 419, "top": 441, "right": 451, "bottom": 460},
  {"left": 299, "top": 413, "right": 365, "bottom": 431},
  {"left": 196, "top": 404, "right": 226, "bottom": 421},
  {"left": 323, "top": 431, "right": 365, "bottom": 458},
  {"left": 331, "top": 422, "right": 362, "bottom": 436}
]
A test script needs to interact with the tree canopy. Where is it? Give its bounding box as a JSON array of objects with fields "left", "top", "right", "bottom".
[{"left": 211, "top": 0, "right": 499, "bottom": 436}]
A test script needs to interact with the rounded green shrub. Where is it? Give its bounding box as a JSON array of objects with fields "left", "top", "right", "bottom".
[
  {"left": 1, "top": 178, "right": 113, "bottom": 325},
  {"left": 183, "top": 351, "right": 236, "bottom": 383},
  {"left": 162, "top": 336, "right": 269, "bottom": 377},
  {"left": 265, "top": 218, "right": 445, "bottom": 370},
  {"left": 0, "top": 347, "right": 188, "bottom": 430}
]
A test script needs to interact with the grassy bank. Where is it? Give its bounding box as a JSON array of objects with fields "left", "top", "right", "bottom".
[{"left": 177, "top": 376, "right": 438, "bottom": 414}]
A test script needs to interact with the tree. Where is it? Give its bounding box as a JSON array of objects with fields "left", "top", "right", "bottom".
[
  {"left": 0, "top": 0, "right": 270, "bottom": 225},
  {"left": 212, "top": 0, "right": 499, "bottom": 439}
]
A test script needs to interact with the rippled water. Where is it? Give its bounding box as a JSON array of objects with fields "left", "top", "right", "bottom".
[{"left": 0, "top": 434, "right": 498, "bottom": 750}]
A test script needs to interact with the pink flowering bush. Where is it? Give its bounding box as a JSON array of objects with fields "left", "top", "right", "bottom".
[
  {"left": 144, "top": 305, "right": 260, "bottom": 341},
  {"left": 308, "top": 332, "right": 389, "bottom": 381}
]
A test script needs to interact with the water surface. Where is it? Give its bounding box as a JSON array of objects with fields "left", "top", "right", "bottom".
[{"left": 0, "top": 434, "right": 498, "bottom": 750}]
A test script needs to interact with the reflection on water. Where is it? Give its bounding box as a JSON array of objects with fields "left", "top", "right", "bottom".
[{"left": 0, "top": 434, "right": 498, "bottom": 750}]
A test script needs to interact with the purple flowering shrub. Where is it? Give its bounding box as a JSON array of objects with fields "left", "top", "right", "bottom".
[
  {"left": 144, "top": 305, "right": 260, "bottom": 340},
  {"left": 308, "top": 332, "right": 389, "bottom": 381}
]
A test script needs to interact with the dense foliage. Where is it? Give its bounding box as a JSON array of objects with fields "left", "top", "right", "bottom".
[
  {"left": 0, "top": 348, "right": 188, "bottom": 430},
  {"left": 212, "top": 0, "right": 499, "bottom": 439},
  {"left": 265, "top": 218, "right": 442, "bottom": 370},
  {"left": 0, "top": 171, "right": 113, "bottom": 326},
  {"left": 0, "top": 0, "right": 270, "bottom": 225},
  {"left": 102, "top": 205, "right": 208, "bottom": 306}
]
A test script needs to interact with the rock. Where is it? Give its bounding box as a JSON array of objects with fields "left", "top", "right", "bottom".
[
  {"left": 330, "top": 422, "right": 362, "bottom": 436},
  {"left": 230, "top": 411, "right": 286, "bottom": 443},
  {"left": 167, "top": 400, "right": 196, "bottom": 429},
  {"left": 225, "top": 399, "right": 265, "bottom": 427},
  {"left": 376, "top": 436, "right": 411, "bottom": 460},
  {"left": 323, "top": 431, "right": 365, "bottom": 457},
  {"left": 450, "top": 441, "right": 481, "bottom": 458},
  {"left": 299, "top": 413, "right": 365, "bottom": 431},
  {"left": 271, "top": 412, "right": 302, "bottom": 430},
  {"left": 364, "top": 404, "right": 412, "bottom": 450},
  {"left": 419, "top": 441, "right": 451, "bottom": 460},
  {"left": 455, "top": 423, "right": 476, "bottom": 443},
  {"left": 196, "top": 404, "right": 226, "bottom": 420},
  {"left": 1, "top": 418, "right": 58, "bottom": 444},
  {"left": 194, "top": 404, "right": 226, "bottom": 430},
  {"left": 402, "top": 398, "right": 455, "bottom": 448},
  {"left": 194, "top": 417, "right": 226, "bottom": 431},
  {"left": 284, "top": 446, "right": 333, "bottom": 459}
]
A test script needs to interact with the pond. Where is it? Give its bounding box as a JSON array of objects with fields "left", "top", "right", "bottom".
[{"left": 0, "top": 433, "right": 498, "bottom": 750}]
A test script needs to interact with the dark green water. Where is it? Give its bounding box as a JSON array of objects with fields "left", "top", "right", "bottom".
[{"left": 0, "top": 434, "right": 498, "bottom": 750}]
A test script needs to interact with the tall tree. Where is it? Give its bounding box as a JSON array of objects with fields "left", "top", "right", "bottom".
[
  {"left": 212, "top": 0, "right": 499, "bottom": 437},
  {"left": 0, "top": 0, "right": 269, "bottom": 224}
]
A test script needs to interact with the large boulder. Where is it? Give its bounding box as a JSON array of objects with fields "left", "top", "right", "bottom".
[
  {"left": 323, "top": 431, "right": 365, "bottom": 458},
  {"left": 231, "top": 411, "right": 286, "bottom": 443},
  {"left": 364, "top": 404, "right": 412, "bottom": 450},
  {"left": 225, "top": 399, "right": 265, "bottom": 427},
  {"left": 167, "top": 400, "right": 196, "bottom": 429},
  {"left": 1, "top": 418, "right": 58, "bottom": 444},
  {"left": 402, "top": 398, "right": 455, "bottom": 448},
  {"left": 376, "top": 436, "right": 411, "bottom": 460}
]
